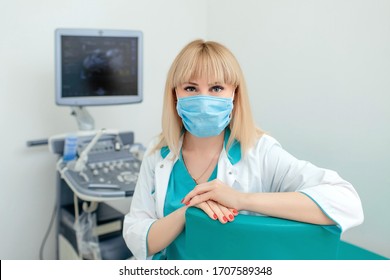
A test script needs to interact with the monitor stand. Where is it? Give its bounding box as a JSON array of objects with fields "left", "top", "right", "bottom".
[{"left": 71, "top": 106, "right": 95, "bottom": 131}]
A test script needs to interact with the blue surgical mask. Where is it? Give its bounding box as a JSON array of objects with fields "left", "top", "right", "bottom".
[{"left": 176, "top": 95, "right": 234, "bottom": 138}]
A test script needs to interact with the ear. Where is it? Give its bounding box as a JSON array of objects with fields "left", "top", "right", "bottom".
[
  {"left": 232, "top": 88, "right": 237, "bottom": 103},
  {"left": 173, "top": 88, "right": 178, "bottom": 104},
  {"left": 233, "top": 86, "right": 239, "bottom": 100}
]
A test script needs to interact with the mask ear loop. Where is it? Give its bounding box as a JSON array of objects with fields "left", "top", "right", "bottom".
[{"left": 229, "top": 89, "right": 236, "bottom": 125}]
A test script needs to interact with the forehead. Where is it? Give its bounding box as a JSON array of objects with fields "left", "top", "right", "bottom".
[
  {"left": 172, "top": 51, "right": 239, "bottom": 87},
  {"left": 174, "top": 67, "right": 228, "bottom": 86}
]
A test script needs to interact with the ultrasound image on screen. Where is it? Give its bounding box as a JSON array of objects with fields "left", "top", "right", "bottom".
[{"left": 61, "top": 36, "right": 138, "bottom": 97}]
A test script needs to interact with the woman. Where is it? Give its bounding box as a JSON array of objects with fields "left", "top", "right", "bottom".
[{"left": 123, "top": 39, "right": 364, "bottom": 260}]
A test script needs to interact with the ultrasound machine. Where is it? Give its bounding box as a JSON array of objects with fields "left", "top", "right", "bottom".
[{"left": 49, "top": 28, "right": 143, "bottom": 260}]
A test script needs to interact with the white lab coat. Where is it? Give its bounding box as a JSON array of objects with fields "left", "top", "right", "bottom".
[{"left": 123, "top": 134, "right": 364, "bottom": 260}]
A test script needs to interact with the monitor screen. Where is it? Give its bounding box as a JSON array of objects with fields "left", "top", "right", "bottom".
[{"left": 55, "top": 28, "right": 143, "bottom": 106}]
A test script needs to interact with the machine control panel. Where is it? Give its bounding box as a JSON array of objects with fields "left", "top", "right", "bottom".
[{"left": 52, "top": 131, "right": 143, "bottom": 200}]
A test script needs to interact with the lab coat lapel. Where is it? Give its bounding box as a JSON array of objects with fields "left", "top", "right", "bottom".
[
  {"left": 218, "top": 147, "right": 248, "bottom": 191},
  {"left": 218, "top": 148, "right": 238, "bottom": 187}
]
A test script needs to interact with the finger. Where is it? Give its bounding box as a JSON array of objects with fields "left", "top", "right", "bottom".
[
  {"left": 195, "top": 202, "right": 218, "bottom": 220},
  {"left": 216, "top": 204, "right": 235, "bottom": 223},
  {"left": 181, "top": 183, "right": 215, "bottom": 204},
  {"left": 185, "top": 192, "right": 213, "bottom": 207},
  {"left": 230, "top": 208, "right": 239, "bottom": 216},
  {"left": 206, "top": 201, "right": 226, "bottom": 223},
  {"left": 207, "top": 201, "right": 234, "bottom": 223}
]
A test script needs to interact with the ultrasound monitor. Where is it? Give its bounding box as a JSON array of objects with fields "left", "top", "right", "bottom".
[{"left": 55, "top": 28, "right": 143, "bottom": 130}]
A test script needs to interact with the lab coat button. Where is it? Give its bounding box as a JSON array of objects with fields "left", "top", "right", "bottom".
[
  {"left": 228, "top": 171, "right": 233, "bottom": 175},
  {"left": 160, "top": 164, "right": 164, "bottom": 168}
]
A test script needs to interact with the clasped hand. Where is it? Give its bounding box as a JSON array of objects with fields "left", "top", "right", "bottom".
[{"left": 182, "top": 179, "right": 242, "bottom": 224}]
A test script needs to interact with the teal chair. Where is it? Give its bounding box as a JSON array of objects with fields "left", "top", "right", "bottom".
[{"left": 185, "top": 208, "right": 387, "bottom": 260}]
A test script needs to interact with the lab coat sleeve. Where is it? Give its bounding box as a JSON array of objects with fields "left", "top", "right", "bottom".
[
  {"left": 123, "top": 141, "right": 159, "bottom": 260},
  {"left": 259, "top": 136, "right": 364, "bottom": 232}
]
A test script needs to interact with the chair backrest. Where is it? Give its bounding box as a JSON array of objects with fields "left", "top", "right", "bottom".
[{"left": 185, "top": 207, "right": 341, "bottom": 260}]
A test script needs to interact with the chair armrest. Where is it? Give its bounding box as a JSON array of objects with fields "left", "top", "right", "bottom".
[{"left": 185, "top": 207, "right": 341, "bottom": 260}]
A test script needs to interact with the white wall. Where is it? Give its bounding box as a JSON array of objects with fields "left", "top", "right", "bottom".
[
  {"left": 1, "top": 0, "right": 389, "bottom": 259},
  {"left": 0, "top": 0, "right": 208, "bottom": 259},
  {"left": 207, "top": 0, "right": 390, "bottom": 258}
]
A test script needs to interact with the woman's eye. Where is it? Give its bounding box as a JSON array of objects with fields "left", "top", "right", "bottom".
[
  {"left": 211, "top": 86, "right": 224, "bottom": 93},
  {"left": 184, "top": 86, "right": 197, "bottom": 93}
]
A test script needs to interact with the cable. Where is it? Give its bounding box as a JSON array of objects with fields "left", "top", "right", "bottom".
[{"left": 39, "top": 201, "right": 58, "bottom": 260}]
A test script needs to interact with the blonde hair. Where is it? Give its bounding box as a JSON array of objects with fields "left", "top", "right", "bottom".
[{"left": 154, "top": 39, "right": 263, "bottom": 157}]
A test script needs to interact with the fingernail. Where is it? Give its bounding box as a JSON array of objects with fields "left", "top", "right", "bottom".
[
  {"left": 223, "top": 216, "right": 228, "bottom": 222},
  {"left": 185, "top": 201, "right": 190, "bottom": 206},
  {"left": 229, "top": 214, "right": 234, "bottom": 220},
  {"left": 181, "top": 199, "right": 184, "bottom": 204},
  {"left": 232, "top": 209, "right": 238, "bottom": 214},
  {"left": 213, "top": 214, "right": 217, "bottom": 220}
]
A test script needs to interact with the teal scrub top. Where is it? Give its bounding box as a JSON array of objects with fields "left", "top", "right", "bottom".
[
  {"left": 158, "top": 129, "right": 241, "bottom": 260},
  {"left": 163, "top": 151, "right": 217, "bottom": 259}
]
